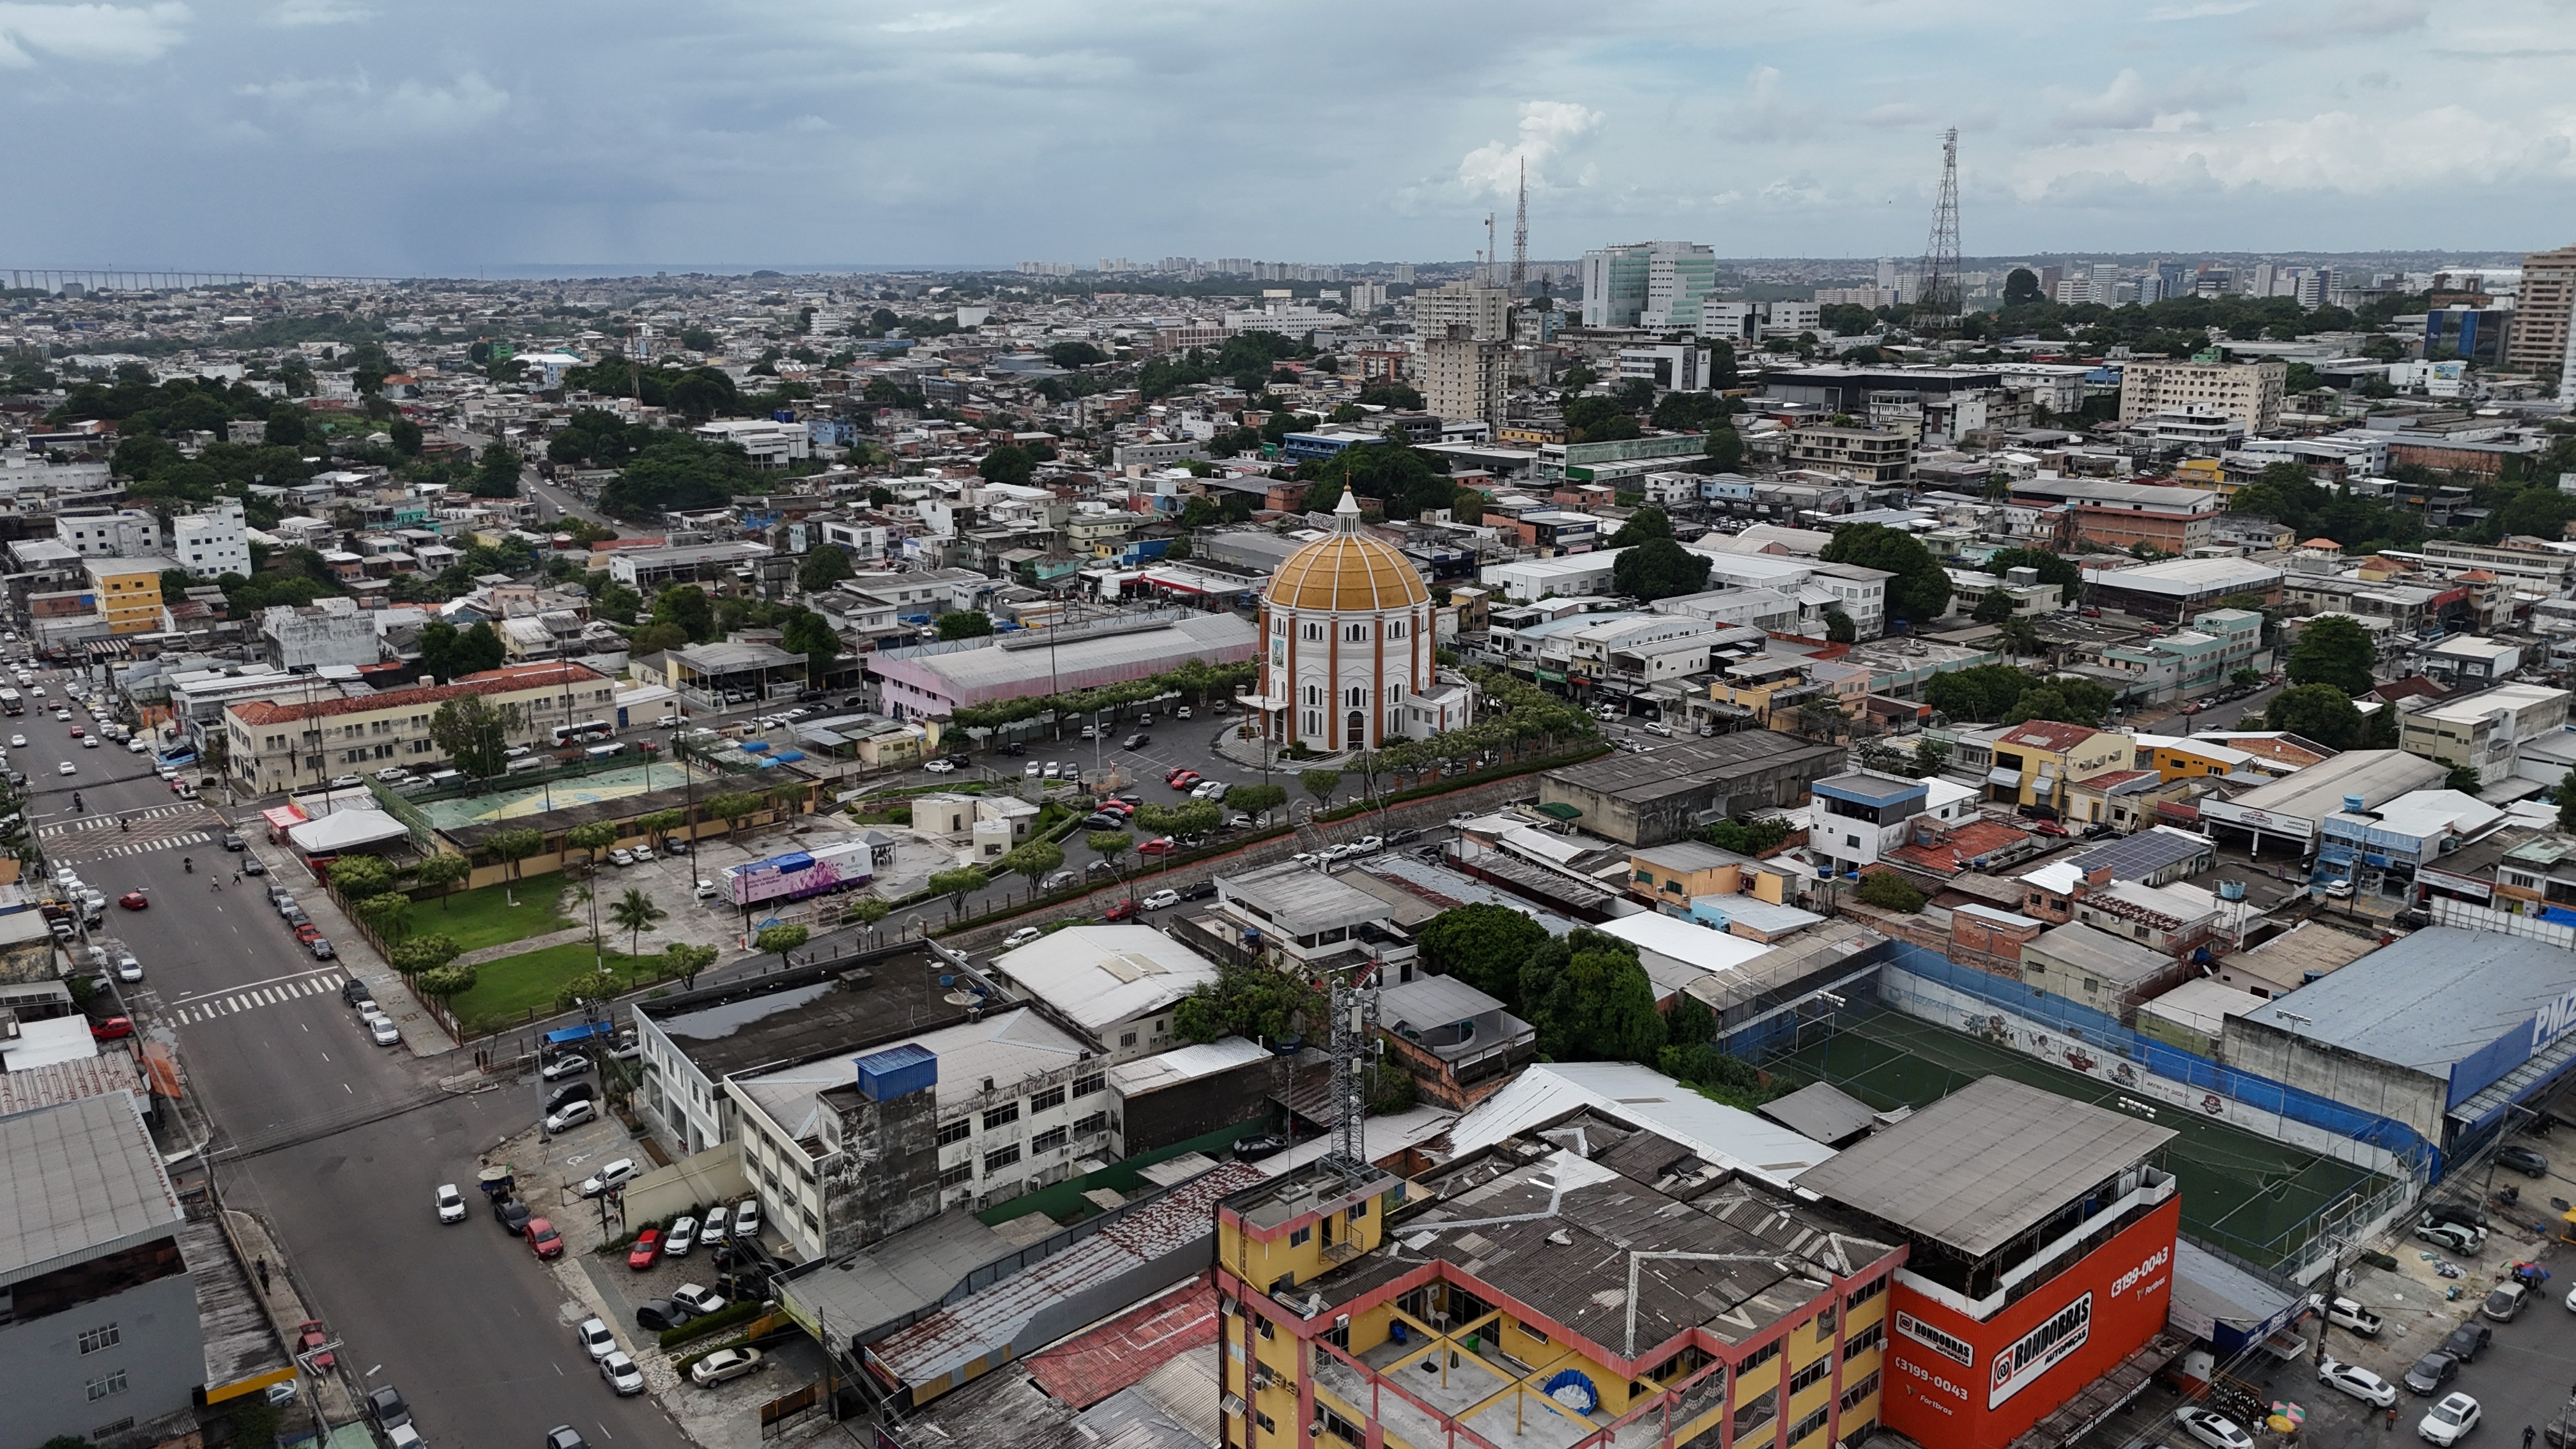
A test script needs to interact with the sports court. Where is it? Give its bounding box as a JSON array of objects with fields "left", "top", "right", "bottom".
[
  {"left": 1765, "top": 1007, "right": 2388, "bottom": 1271},
  {"left": 412, "top": 762, "right": 718, "bottom": 829}
]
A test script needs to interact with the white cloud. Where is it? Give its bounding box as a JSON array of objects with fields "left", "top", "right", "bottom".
[
  {"left": 2145, "top": 0, "right": 2258, "bottom": 18},
  {"left": 1729, "top": 64, "right": 1807, "bottom": 142},
  {"left": 2055, "top": 67, "right": 2243, "bottom": 130},
  {"left": 268, "top": 0, "right": 365, "bottom": 25},
  {"left": 880, "top": 10, "right": 979, "bottom": 33},
  {"left": 1455, "top": 100, "right": 1602, "bottom": 197},
  {"left": 1860, "top": 101, "right": 1931, "bottom": 129},
  {"left": 2014, "top": 102, "right": 2576, "bottom": 199},
  {"left": 0, "top": 1, "right": 186, "bottom": 67},
  {"left": 379, "top": 72, "right": 507, "bottom": 132}
]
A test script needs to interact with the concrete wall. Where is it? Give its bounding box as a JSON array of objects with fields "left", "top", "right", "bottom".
[
  {"left": 819, "top": 1085, "right": 942, "bottom": 1261},
  {"left": 622, "top": 1142, "right": 753, "bottom": 1229},
  {"left": 0, "top": 1264, "right": 202, "bottom": 1447},
  {"left": 1112, "top": 1055, "right": 1278, "bottom": 1159},
  {"left": 2218, "top": 1015, "right": 2447, "bottom": 1144}
]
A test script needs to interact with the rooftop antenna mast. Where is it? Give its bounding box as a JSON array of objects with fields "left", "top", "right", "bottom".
[
  {"left": 1918, "top": 127, "right": 1962, "bottom": 329},
  {"left": 1327, "top": 976, "right": 1377, "bottom": 1167},
  {"left": 1483, "top": 212, "right": 1497, "bottom": 288},
  {"left": 1510, "top": 158, "right": 1529, "bottom": 293}
]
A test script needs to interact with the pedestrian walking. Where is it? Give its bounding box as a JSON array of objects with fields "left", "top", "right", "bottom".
[
  {"left": 254, "top": 1257, "right": 270, "bottom": 1292},
  {"left": 2525, "top": 1425, "right": 2536, "bottom": 1449}
]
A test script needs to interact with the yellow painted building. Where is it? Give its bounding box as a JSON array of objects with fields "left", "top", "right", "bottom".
[
  {"left": 84, "top": 556, "right": 171, "bottom": 636},
  {"left": 1214, "top": 1128, "right": 1899, "bottom": 1449},
  {"left": 2173, "top": 457, "right": 2228, "bottom": 494},
  {"left": 1986, "top": 720, "right": 2131, "bottom": 814}
]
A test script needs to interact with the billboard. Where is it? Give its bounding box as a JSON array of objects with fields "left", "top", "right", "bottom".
[
  {"left": 724, "top": 839, "right": 875, "bottom": 907},
  {"left": 1883, "top": 1197, "right": 2179, "bottom": 1449}
]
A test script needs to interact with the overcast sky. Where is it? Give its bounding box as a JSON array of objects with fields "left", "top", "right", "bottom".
[{"left": 3, "top": 0, "right": 2570, "bottom": 276}]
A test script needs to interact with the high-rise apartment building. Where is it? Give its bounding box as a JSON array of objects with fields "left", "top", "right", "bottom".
[
  {"left": 1580, "top": 241, "right": 1713, "bottom": 329},
  {"left": 2117, "top": 358, "right": 2287, "bottom": 435},
  {"left": 2508, "top": 243, "right": 2576, "bottom": 374},
  {"left": 1420, "top": 325, "right": 1508, "bottom": 429},
  {"left": 1411, "top": 280, "right": 1510, "bottom": 341}
]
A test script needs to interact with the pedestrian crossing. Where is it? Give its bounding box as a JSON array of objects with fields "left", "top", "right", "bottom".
[
  {"left": 167, "top": 971, "right": 346, "bottom": 1026},
  {"left": 38, "top": 803, "right": 208, "bottom": 838},
  {"left": 42, "top": 805, "right": 222, "bottom": 864}
]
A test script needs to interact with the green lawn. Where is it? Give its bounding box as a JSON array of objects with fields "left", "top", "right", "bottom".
[
  {"left": 411, "top": 880, "right": 576, "bottom": 953},
  {"left": 446, "top": 942, "right": 648, "bottom": 1033}
]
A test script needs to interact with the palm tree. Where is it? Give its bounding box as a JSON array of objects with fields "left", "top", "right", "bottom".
[{"left": 608, "top": 887, "right": 667, "bottom": 958}]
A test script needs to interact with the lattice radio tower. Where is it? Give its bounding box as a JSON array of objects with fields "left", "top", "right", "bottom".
[
  {"left": 1510, "top": 158, "right": 1529, "bottom": 293},
  {"left": 1327, "top": 977, "right": 1378, "bottom": 1167},
  {"left": 1918, "top": 128, "right": 1962, "bottom": 327}
]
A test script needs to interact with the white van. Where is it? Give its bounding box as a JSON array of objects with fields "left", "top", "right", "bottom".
[
  {"left": 423, "top": 769, "right": 464, "bottom": 788},
  {"left": 583, "top": 743, "right": 627, "bottom": 760}
]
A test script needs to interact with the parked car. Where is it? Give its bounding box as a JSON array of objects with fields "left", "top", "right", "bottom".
[
  {"left": 542, "top": 1052, "right": 592, "bottom": 1082},
  {"left": 544, "top": 1100, "right": 598, "bottom": 1134},
  {"left": 2323, "top": 1295, "right": 2384, "bottom": 1337},
  {"left": 435, "top": 1183, "right": 467, "bottom": 1223},
  {"left": 578, "top": 1158, "right": 637, "bottom": 1198},
  {"left": 2324, "top": 878, "right": 2355, "bottom": 899},
  {"left": 1142, "top": 889, "right": 1181, "bottom": 910},
  {"left": 2420, "top": 1393, "right": 2481, "bottom": 1446},
  {"left": 241, "top": 854, "right": 266, "bottom": 877},
  {"left": 342, "top": 977, "right": 378, "bottom": 1009},
  {"left": 365, "top": 1384, "right": 412, "bottom": 1429},
  {"left": 2173, "top": 1407, "right": 2253, "bottom": 1449},
  {"left": 2414, "top": 1219, "right": 2484, "bottom": 1255},
  {"left": 526, "top": 1217, "right": 565, "bottom": 1259},
  {"left": 365, "top": 1013, "right": 399, "bottom": 1046},
  {"left": 690, "top": 1347, "right": 765, "bottom": 1387},
  {"left": 2317, "top": 1356, "right": 2398, "bottom": 1408},
  {"left": 2496, "top": 1144, "right": 2549, "bottom": 1177},
  {"left": 91, "top": 1016, "right": 135, "bottom": 1041},
  {"left": 634, "top": 1300, "right": 682, "bottom": 1333},
  {"left": 600, "top": 1351, "right": 646, "bottom": 1397},
  {"left": 733, "top": 1199, "right": 760, "bottom": 1239},
  {"left": 1101, "top": 899, "right": 1139, "bottom": 922},
  {"left": 663, "top": 1215, "right": 698, "bottom": 1258},
  {"left": 627, "top": 1230, "right": 663, "bottom": 1271},
  {"left": 311, "top": 938, "right": 339, "bottom": 962},
  {"left": 670, "top": 1284, "right": 728, "bottom": 1318},
  {"left": 1001, "top": 927, "right": 1043, "bottom": 950},
  {"left": 222, "top": 832, "right": 245, "bottom": 851},
  {"left": 295, "top": 1319, "right": 337, "bottom": 1371},
  {"left": 2402, "top": 1351, "right": 2460, "bottom": 1396},
  {"left": 923, "top": 759, "right": 958, "bottom": 774},
  {"left": 546, "top": 1080, "right": 597, "bottom": 1116},
  {"left": 2483, "top": 1281, "right": 2529, "bottom": 1322},
  {"left": 1136, "top": 836, "right": 1177, "bottom": 856},
  {"left": 2438, "top": 1321, "right": 2492, "bottom": 1362},
  {"left": 495, "top": 1198, "right": 534, "bottom": 1238},
  {"left": 114, "top": 954, "right": 142, "bottom": 983},
  {"left": 576, "top": 1317, "right": 618, "bottom": 1362},
  {"left": 1121, "top": 733, "right": 1149, "bottom": 749},
  {"left": 608, "top": 848, "right": 637, "bottom": 867}
]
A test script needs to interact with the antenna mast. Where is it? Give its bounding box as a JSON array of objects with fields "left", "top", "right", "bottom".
[
  {"left": 1483, "top": 213, "right": 1497, "bottom": 288},
  {"left": 1918, "top": 127, "right": 1962, "bottom": 329},
  {"left": 1328, "top": 976, "right": 1377, "bottom": 1167},
  {"left": 1510, "top": 158, "right": 1529, "bottom": 293}
]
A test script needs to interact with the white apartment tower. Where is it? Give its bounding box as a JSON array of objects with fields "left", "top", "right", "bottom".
[
  {"left": 172, "top": 497, "right": 251, "bottom": 579},
  {"left": 1411, "top": 280, "right": 1510, "bottom": 341},
  {"left": 1581, "top": 240, "right": 1716, "bottom": 330},
  {"left": 1420, "top": 326, "right": 1509, "bottom": 429}
]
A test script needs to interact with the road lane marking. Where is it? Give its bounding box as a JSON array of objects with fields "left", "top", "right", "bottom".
[{"left": 343, "top": 1083, "right": 352, "bottom": 1094}]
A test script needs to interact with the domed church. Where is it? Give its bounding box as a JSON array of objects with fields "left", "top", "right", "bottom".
[{"left": 1243, "top": 491, "right": 1436, "bottom": 753}]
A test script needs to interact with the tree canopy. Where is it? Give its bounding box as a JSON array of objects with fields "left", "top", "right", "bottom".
[
  {"left": 2286, "top": 616, "right": 2377, "bottom": 697},
  {"left": 2264, "top": 684, "right": 2365, "bottom": 750},
  {"left": 1820, "top": 523, "right": 1951, "bottom": 624},
  {"left": 1611, "top": 538, "right": 1712, "bottom": 603},
  {"left": 599, "top": 433, "right": 765, "bottom": 519},
  {"left": 1416, "top": 904, "right": 1552, "bottom": 1003},
  {"left": 1293, "top": 440, "right": 1458, "bottom": 520},
  {"left": 1984, "top": 547, "right": 2083, "bottom": 593}
]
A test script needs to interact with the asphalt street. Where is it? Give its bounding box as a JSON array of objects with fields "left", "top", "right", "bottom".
[{"left": 24, "top": 663, "right": 693, "bottom": 1449}]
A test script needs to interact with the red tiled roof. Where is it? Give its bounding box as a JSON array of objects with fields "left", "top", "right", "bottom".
[
  {"left": 1997, "top": 721, "right": 2100, "bottom": 752},
  {"left": 226, "top": 662, "right": 602, "bottom": 726},
  {"left": 1023, "top": 1272, "right": 1218, "bottom": 1409},
  {"left": 1886, "top": 818, "right": 2035, "bottom": 876},
  {"left": 2082, "top": 769, "right": 2156, "bottom": 788}
]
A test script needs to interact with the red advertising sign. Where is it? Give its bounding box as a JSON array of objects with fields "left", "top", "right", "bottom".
[{"left": 1883, "top": 1197, "right": 2179, "bottom": 1449}]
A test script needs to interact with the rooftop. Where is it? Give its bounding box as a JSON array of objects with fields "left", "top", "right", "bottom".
[
  {"left": 2070, "top": 826, "right": 2216, "bottom": 882},
  {"left": 1443, "top": 1061, "right": 1839, "bottom": 1182},
  {"left": 636, "top": 951, "right": 977, "bottom": 1081},
  {"left": 1218, "top": 860, "right": 1394, "bottom": 935},
  {"left": 733, "top": 1007, "right": 1088, "bottom": 1140},
  {"left": 0, "top": 1093, "right": 185, "bottom": 1285},
  {"left": 987, "top": 925, "right": 1223, "bottom": 1034},
  {"left": 1998, "top": 720, "right": 2106, "bottom": 752},
  {"left": 1545, "top": 731, "right": 1841, "bottom": 804},
  {"left": 2232, "top": 927, "right": 2576, "bottom": 1078},
  {"left": 2217, "top": 749, "right": 2448, "bottom": 824},
  {"left": 1791, "top": 1076, "right": 2176, "bottom": 1259},
  {"left": 2028, "top": 921, "right": 2176, "bottom": 987},
  {"left": 1812, "top": 771, "right": 1930, "bottom": 808},
  {"left": 2084, "top": 555, "right": 2281, "bottom": 597},
  {"left": 226, "top": 660, "right": 603, "bottom": 725}
]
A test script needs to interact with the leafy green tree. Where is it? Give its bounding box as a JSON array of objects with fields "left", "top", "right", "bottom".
[
  {"left": 470, "top": 441, "right": 523, "bottom": 498},
  {"left": 485, "top": 827, "right": 546, "bottom": 906},
  {"left": 780, "top": 606, "right": 843, "bottom": 680},
  {"left": 1000, "top": 839, "right": 1065, "bottom": 896},
  {"left": 799, "top": 544, "right": 854, "bottom": 593},
  {"left": 652, "top": 585, "right": 717, "bottom": 643},
  {"left": 413, "top": 852, "right": 471, "bottom": 909},
  {"left": 1972, "top": 590, "right": 2018, "bottom": 625},
  {"left": 608, "top": 887, "right": 667, "bottom": 956},
  {"left": 2445, "top": 764, "right": 2485, "bottom": 794},
  {"left": 2002, "top": 677, "right": 2116, "bottom": 727},
  {"left": 415, "top": 963, "right": 479, "bottom": 1002},
  {"left": 2559, "top": 767, "right": 2576, "bottom": 832},
  {"left": 2003, "top": 268, "right": 2043, "bottom": 303},
  {"left": 1046, "top": 341, "right": 1107, "bottom": 368},
  {"left": 754, "top": 923, "right": 809, "bottom": 972},
  {"left": 1417, "top": 903, "right": 1552, "bottom": 1003},
  {"left": 1607, "top": 508, "right": 1673, "bottom": 546},
  {"left": 2366, "top": 701, "right": 2401, "bottom": 749},
  {"left": 390, "top": 933, "right": 461, "bottom": 976},
  {"left": 631, "top": 621, "right": 688, "bottom": 656},
  {"left": 328, "top": 854, "right": 396, "bottom": 900},
  {"left": 2287, "top": 616, "right": 2377, "bottom": 696},
  {"left": 706, "top": 791, "right": 766, "bottom": 853},
  {"left": 1173, "top": 962, "right": 1325, "bottom": 1045},
  {"left": 977, "top": 444, "right": 1036, "bottom": 487},
  {"left": 663, "top": 941, "right": 717, "bottom": 990},
  {"left": 1229, "top": 783, "right": 1287, "bottom": 822},
  {"left": 429, "top": 695, "right": 523, "bottom": 783},
  {"left": 554, "top": 970, "right": 623, "bottom": 1013},
  {"left": 1922, "top": 663, "right": 2037, "bottom": 722},
  {"left": 927, "top": 867, "right": 986, "bottom": 920},
  {"left": 1299, "top": 769, "right": 1344, "bottom": 811},
  {"left": 1704, "top": 817, "right": 1791, "bottom": 855},
  {"left": 937, "top": 611, "right": 994, "bottom": 641},
  {"left": 1518, "top": 930, "right": 1667, "bottom": 1062},
  {"left": 1855, "top": 872, "right": 1926, "bottom": 912},
  {"left": 1291, "top": 438, "right": 1458, "bottom": 519},
  {"left": 2264, "top": 684, "right": 2364, "bottom": 751},
  {"left": 1821, "top": 524, "right": 1951, "bottom": 624},
  {"left": 1611, "top": 539, "right": 1712, "bottom": 603},
  {"left": 356, "top": 891, "right": 413, "bottom": 944},
  {"left": 1823, "top": 609, "right": 1856, "bottom": 643},
  {"left": 1665, "top": 990, "right": 1715, "bottom": 1053},
  {"left": 1984, "top": 548, "right": 2082, "bottom": 593}
]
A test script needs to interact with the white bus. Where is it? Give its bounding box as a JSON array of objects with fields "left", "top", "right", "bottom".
[{"left": 550, "top": 720, "right": 615, "bottom": 747}]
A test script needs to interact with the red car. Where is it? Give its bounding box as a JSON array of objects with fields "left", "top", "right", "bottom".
[
  {"left": 295, "top": 1319, "right": 335, "bottom": 1371},
  {"left": 1135, "top": 836, "right": 1178, "bottom": 857},
  {"left": 293, "top": 923, "right": 322, "bottom": 944},
  {"left": 118, "top": 891, "right": 148, "bottom": 910},
  {"left": 525, "top": 1217, "right": 564, "bottom": 1259},
  {"left": 1166, "top": 770, "right": 1201, "bottom": 790},
  {"left": 2030, "top": 820, "right": 2069, "bottom": 838},
  {"left": 1097, "top": 799, "right": 1135, "bottom": 816},
  {"left": 67, "top": 726, "right": 82, "bottom": 738},
  {"left": 1101, "top": 899, "right": 1140, "bottom": 922},
  {"left": 627, "top": 1229, "right": 662, "bottom": 1270},
  {"left": 91, "top": 1016, "right": 134, "bottom": 1041}
]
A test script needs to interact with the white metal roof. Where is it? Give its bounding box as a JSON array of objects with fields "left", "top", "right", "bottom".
[
  {"left": 1444, "top": 1061, "right": 1838, "bottom": 1184},
  {"left": 989, "top": 926, "right": 1223, "bottom": 1033},
  {"left": 1597, "top": 911, "right": 1776, "bottom": 976}
]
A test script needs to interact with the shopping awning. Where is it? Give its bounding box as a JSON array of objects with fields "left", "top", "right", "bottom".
[{"left": 1985, "top": 766, "right": 2023, "bottom": 789}]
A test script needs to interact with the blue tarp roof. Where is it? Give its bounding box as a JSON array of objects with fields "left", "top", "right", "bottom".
[
  {"left": 740, "top": 740, "right": 772, "bottom": 753},
  {"left": 772, "top": 749, "right": 807, "bottom": 763},
  {"left": 544, "top": 1021, "right": 613, "bottom": 1045}
]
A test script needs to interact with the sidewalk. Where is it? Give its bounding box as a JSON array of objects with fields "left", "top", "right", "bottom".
[
  {"left": 227, "top": 1208, "right": 360, "bottom": 1429},
  {"left": 235, "top": 832, "right": 461, "bottom": 1061}
]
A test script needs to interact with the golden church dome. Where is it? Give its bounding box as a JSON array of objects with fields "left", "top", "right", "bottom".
[{"left": 1262, "top": 491, "right": 1431, "bottom": 613}]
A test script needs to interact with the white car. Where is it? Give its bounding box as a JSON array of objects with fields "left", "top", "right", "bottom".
[
  {"left": 435, "top": 1183, "right": 468, "bottom": 1223},
  {"left": 2324, "top": 1295, "right": 2384, "bottom": 1337},
  {"left": 689, "top": 1347, "right": 763, "bottom": 1387},
  {"left": 1022, "top": 762, "right": 1040, "bottom": 778},
  {"left": 578, "top": 1158, "right": 637, "bottom": 1199},
  {"left": 2317, "top": 1356, "right": 2397, "bottom": 1408},
  {"left": 5, "top": 734, "right": 19, "bottom": 747},
  {"left": 671, "top": 1283, "right": 728, "bottom": 1318},
  {"left": 328, "top": 774, "right": 362, "bottom": 789},
  {"left": 607, "top": 848, "right": 636, "bottom": 867},
  {"left": 1142, "top": 889, "right": 1180, "bottom": 910},
  {"left": 662, "top": 1215, "right": 698, "bottom": 1257},
  {"left": 733, "top": 1199, "right": 760, "bottom": 1239},
  {"left": 56, "top": 761, "right": 73, "bottom": 775},
  {"left": 1001, "top": 926, "right": 1043, "bottom": 950},
  {"left": 600, "top": 1351, "right": 645, "bottom": 1396},
  {"left": 114, "top": 954, "right": 143, "bottom": 983},
  {"left": 540, "top": 1053, "right": 592, "bottom": 1082},
  {"left": 367, "top": 1014, "right": 402, "bottom": 1047},
  {"left": 2174, "top": 1408, "right": 2254, "bottom": 1449},
  {"left": 543, "top": 1100, "right": 597, "bottom": 1134},
  {"left": 923, "top": 759, "right": 956, "bottom": 774},
  {"left": 2418, "top": 1393, "right": 2480, "bottom": 1446},
  {"left": 576, "top": 1317, "right": 618, "bottom": 1363},
  {"left": 503, "top": 745, "right": 533, "bottom": 759},
  {"left": 128, "top": 739, "right": 151, "bottom": 754}
]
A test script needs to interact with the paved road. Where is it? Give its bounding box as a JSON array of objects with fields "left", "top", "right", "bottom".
[
  {"left": 527, "top": 468, "right": 613, "bottom": 528},
  {"left": 27, "top": 664, "right": 691, "bottom": 1449}
]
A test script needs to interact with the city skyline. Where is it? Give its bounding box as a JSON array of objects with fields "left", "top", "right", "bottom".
[{"left": 3, "top": 0, "right": 2572, "bottom": 275}]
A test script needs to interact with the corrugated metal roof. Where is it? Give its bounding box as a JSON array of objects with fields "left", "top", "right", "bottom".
[
  {"left": 2235, "top": 926, "right": 2576, "bottom": 1076},
  {"left": 989, "top": 926, "right": 1223, "bottom": 1034},
  {"left": 1444, "top": 1062, "right": 1837, "bottom": 1184}
]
